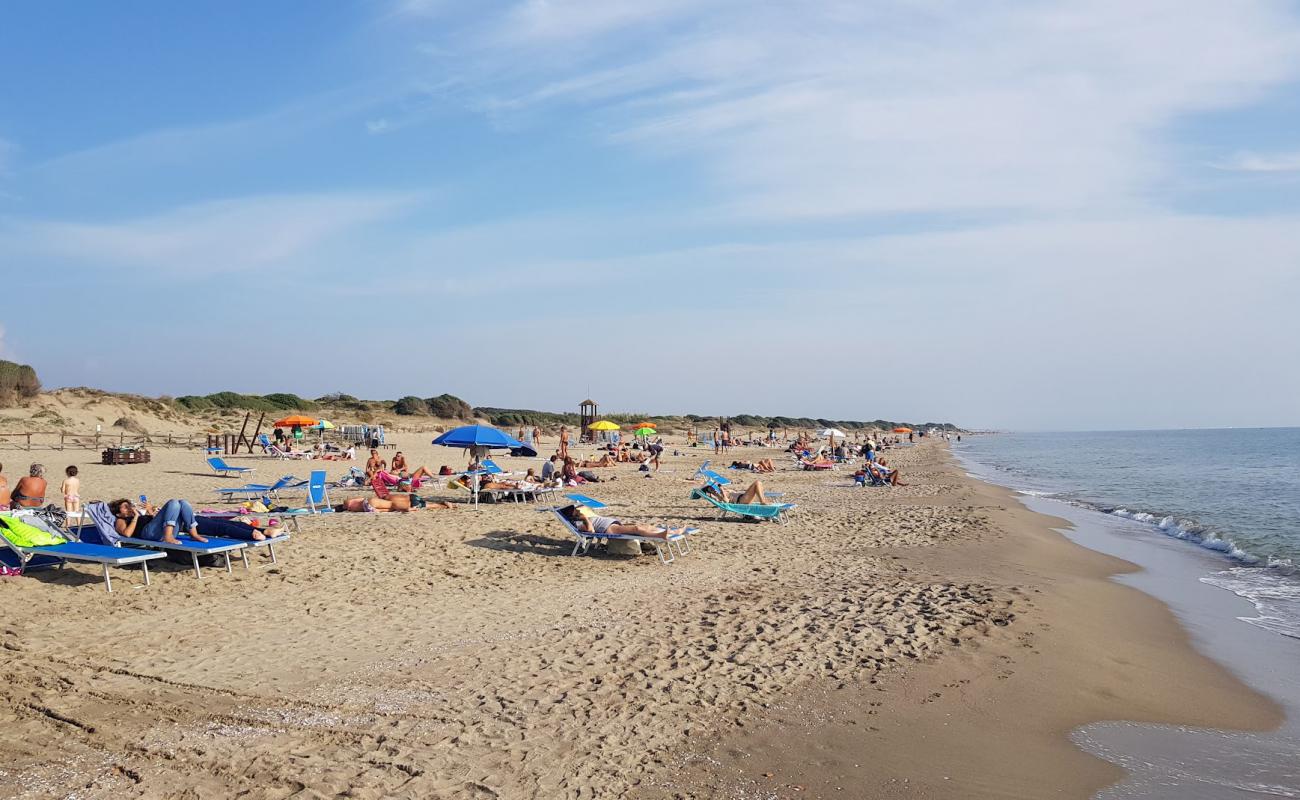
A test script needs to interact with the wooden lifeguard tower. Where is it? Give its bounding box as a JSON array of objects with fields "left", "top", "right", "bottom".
[{"left": 579, "top": 399, "right": 597, "bottom": 443}]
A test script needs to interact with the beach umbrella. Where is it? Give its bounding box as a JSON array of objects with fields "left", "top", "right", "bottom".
[
  {"left": 893, "top": 427, "right": 912, "bottom": 433},
  {"left": 312, "top": 418, "right": 336, "bottom": 441},
  {"left": 273, "top": 414, "right": 318, "bottom": 428},
  {"left": 432, "top": 425, "right": 524, "bottom": 509},
  {"left": 632, "top": 421, "right": 657, "bottom": 430},
  {"left": 819, "top": 428, "right": 846, "bottom": 439},
  {"left": 588, "top": 420, "right": 620, "bottom": 431},
  {"left": 634, "top": 427, "right": 656, "bottom": 438}
]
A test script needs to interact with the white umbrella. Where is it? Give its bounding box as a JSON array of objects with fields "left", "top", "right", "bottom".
[{"left": 819, "top": 428, "right": 846, "bottom": 439}]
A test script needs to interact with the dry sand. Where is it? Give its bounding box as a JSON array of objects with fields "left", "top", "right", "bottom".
[{"left": 0, "top": 435, "right": 1279, "bottom": 799}]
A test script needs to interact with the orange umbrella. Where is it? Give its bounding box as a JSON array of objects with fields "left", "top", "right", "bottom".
[
  {"left": 632, "top": 421, "right": 657, "bottom": 429},
  {"left": 893, "top": 427, "right": 912, "bottom": 433},
  {"left": 274, "top": 415, "right": 319, "bottom": 428}
]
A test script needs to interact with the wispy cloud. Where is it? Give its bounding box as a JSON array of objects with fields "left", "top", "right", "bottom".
[
  {"left": 1212, "top": 149, "right": 1300, "bottom": 172},
  {"left": 409, "top": 0, "right": 1300, "bottom": 219},
  {"left": 0, "top": 191, "right": 417, "bottom": 276}
]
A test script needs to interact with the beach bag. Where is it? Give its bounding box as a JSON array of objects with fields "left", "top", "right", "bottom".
[
  {"left": 0, "top": 516, "right": 66, "bottom": 547},
  {"left": 33, "top": 505, "right": 68, "bottom": 530}
]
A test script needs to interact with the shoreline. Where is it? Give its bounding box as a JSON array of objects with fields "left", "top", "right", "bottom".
[
  {"left": 663, "top": 447, "right": 1282, "bottom": 799},
  {"left": 0, "top": 438, "right": 1281, "bottom": 798}
]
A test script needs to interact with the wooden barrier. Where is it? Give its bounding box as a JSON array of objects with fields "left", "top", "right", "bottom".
[{"left": 0, "top": 431, "right": 202, "bottom": 451}]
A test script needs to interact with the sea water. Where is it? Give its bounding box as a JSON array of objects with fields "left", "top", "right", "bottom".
[
  {"left": 956, "top": 428, "right": 1300, "bottom": 640},
  {"left": 956, "top": 429, "right": 1300, "bottom": 798}
]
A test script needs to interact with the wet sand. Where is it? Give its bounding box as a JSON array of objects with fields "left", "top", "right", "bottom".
[{"left": 0, "top": 437, "right": 1279, "bottom": 798}]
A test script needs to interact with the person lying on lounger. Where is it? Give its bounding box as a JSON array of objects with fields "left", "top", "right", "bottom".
[
  {"left": 110, "top": 498, "right": 209, "bottom": 545},
  {"left": 701, "top": 480, "right": 774, "bottom": 505},
  {"left": 561, "top": 505, "right": 688, "bottom": 540}
]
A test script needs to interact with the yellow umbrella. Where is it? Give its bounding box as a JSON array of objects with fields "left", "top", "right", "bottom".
[{"left": 588, "top": 420, "right": 620, "bottom": 431}]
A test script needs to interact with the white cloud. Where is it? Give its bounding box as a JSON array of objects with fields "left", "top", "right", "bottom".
[
  {"left": 0, "top": 192, "right": 417, "bottom": 275},
  {"left": 1213, "top": 149, "right": 1300, "bottom": 172},
  {"left": 420, "top": 0, "right": 1300, "bottom": 219}
]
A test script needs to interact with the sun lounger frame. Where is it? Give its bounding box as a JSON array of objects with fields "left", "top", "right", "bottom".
[
  {"left": 2, "top": 535, "right": 165, "bottom": 592},
  {"left": 543, "top": 506, "right": 691, "bottom": 565}
]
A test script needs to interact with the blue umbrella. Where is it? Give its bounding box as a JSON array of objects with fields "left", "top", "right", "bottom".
[
  {"left": 432, "top": 425, "right": 524, "bottom": 508},
  {"left": 432, "top": 425, "right": 524, "bottom": 449}
]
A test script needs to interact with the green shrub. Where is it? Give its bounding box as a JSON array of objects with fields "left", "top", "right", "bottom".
[
  {"left": 394, "top": 396, "right": 429, "bottom": 415},
  {"left": 425, "top": 394, "right": 473, "bottom": 419}
]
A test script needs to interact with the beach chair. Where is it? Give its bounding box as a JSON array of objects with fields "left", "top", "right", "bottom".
[
  {"left": 1, "top": 515, "right": 164, "bottom": 592},
  {"left": 215, "top": 474, "right": 299, "bottom": 501},
  {"left": 81, "top": 503, "right": 251, "bottom": 579},
  {"left": 690, "top": 487, "right": 795, "bottom": 524},
  {"left": 542, "top": 500, "right": 691, "bottom": 565},
  {"left": 207, "top": 457, "right": 255, "bottom": 477},
  {"left": 698, "top": 469, "right": 784, "bottom": 499},
  {"left": 692, "top": 460, "right": 712, "bottom": 480},
  {"left": 268, "top": 444, "right": 312, "bottom": 460},
  {"left": 854, "top": 469, "right": 889, "bottom": 487},
  {"left": 303, "top": 470, "right": 333, "bottom": 513},
  {"left": 257, "top": 434, "right": 273, "bottom": 453}
]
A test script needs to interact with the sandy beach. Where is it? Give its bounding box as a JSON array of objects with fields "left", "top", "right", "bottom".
[{"left": 0, "top": 435, "right": 1280, "bottom": 799}]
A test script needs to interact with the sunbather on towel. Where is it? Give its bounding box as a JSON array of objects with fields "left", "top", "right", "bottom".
[
  {"left": 110, "top": 498, "right": 209, "bottom": 545},
  {"left": 702, "top": 480, "right": 774, "bottom": 505},
  {"left": 562, "top": 505, "right": 688, "bottom": 540},
  {"left": 578, "top": 454, "right": 617, "bottom": 468},
  {"left": 799, "top": 454, "right": 834, "bottom": 469},
  {"left": 334, "top": 497, "right": 454, "bottom": 512},
  {"left": 730, "top": 459, "right": 776, "bottom": 473}
]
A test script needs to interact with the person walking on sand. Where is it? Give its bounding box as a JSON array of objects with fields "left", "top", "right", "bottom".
[
  {"left": 532, "top": 426, "right": 542, "bottom": 447},
  {"left": 559, "top": 426, "right": 570, "bottom": 459}
]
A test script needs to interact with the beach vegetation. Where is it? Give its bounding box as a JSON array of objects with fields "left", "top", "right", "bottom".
[
  {"left": 0, "top": 359, "right": 41, "bottom": 406},
  {"left": 425, "top": 394, "right": 474, "bottom": 419},
  {"left": 394, "top": 396, "right": 429, "bottom": 415}
]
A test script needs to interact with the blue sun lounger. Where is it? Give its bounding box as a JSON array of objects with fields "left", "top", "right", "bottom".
[
  {"left": 697, "top": 469, "right": 784, "bottom": 499},
  {"left": 690, "top": 487, "right": 795, "bottom": 524},
  {"left": 543, "top": 499, "right": 692, "bottom": 565},
  {"left": 81, "top": 503, "right": 251, "bottom": 579},
  {"left": 216, "top": 474, "right": 299, "bottom": 500},
  {"left": 1, "top": 517, "right": 165, "bottom": 592},
  {"left": 207, "top": 456, "right": 255, "bottom": 477}
]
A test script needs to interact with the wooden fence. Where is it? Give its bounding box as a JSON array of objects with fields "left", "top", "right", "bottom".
[{"left": 0, "top": 431, "right": 205, "bottom": 451}]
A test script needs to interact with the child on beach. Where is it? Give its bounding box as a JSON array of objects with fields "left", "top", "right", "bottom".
[{"left": 61, "top": 466, "right": 81, "bottom": 514}]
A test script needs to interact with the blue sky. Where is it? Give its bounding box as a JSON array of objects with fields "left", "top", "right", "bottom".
[{"left": 2, "top": 0, "right": 1300, "bottom": 430}]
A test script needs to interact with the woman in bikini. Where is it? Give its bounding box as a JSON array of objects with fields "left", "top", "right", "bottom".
[
  {"left": 9, "top": 463, "right": 48, "bottom": 509},
  {"left": 563, "top": 505, "right": 688, "bottom": 540}
]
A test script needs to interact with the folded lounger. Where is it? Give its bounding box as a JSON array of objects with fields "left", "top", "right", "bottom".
[
  {"left": 207, "top": 456, "right": 255, "bottom": 477},
  {"left": 81, "top": 502, "right": 252, "bottom": 579},
  {"left": 543, "top": 498, "right": 693, "bottom": 565},
  {"left": 690, "top": 487, "right": 796, "bottom": 524},
  {"left": 1, "top": 516, "right": 164, "bottom": 593}
]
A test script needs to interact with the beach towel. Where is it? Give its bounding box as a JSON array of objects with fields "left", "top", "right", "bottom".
[{"left": 0, "top": 515, "right": 66, "bottom": 547}]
